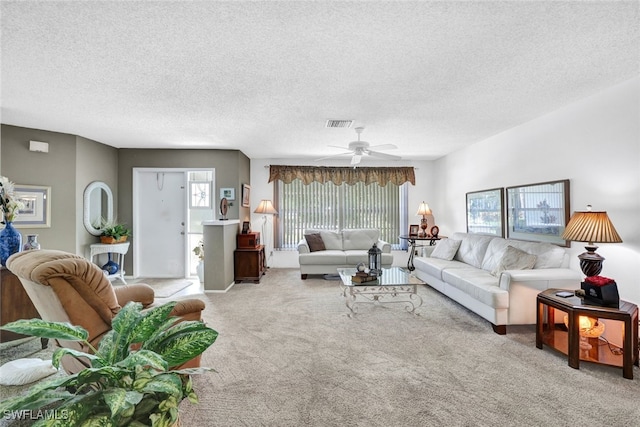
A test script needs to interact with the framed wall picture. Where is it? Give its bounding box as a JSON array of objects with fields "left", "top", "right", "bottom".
[
  {"left": 466, "top": 188, "right": 504, "bottom": 237},
  {"left": 13, "top": 184, "right": 51, "bottom": 228},
  {"left": 506, "top": 179, "right": 570, "bottom": 246},
  {"left": 409, "top": 224, "right": 419, "bottom": 236},
  {"left": 241, "top": 221, "right": 251, "bottom": 234},
  {"left": 241, "top": 184, "right": 251, "bottom": 208},
  {"left": 220, "top": 187, "right": 235, "bottom": 201}
]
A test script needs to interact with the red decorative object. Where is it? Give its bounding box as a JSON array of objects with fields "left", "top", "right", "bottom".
[{"left": 584, "top": 276, "right": 616, "bottom": 287}]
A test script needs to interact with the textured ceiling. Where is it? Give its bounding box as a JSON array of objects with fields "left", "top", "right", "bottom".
[{"left": 1, "top": 1, "right": 638, "bottom": 161}]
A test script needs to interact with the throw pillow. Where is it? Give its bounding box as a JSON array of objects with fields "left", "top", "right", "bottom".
[
  {"left": 305, "top": 233, "right": 326, "bottom": 252},
  {"left": 0, "top": 358, "right": 57, "bottom": 386},
  {"left": 430, "top": 239, "right": 462, "bottom": 261},
  {"left": 491, "top": 245, "right": 537, "bottom": 276}
]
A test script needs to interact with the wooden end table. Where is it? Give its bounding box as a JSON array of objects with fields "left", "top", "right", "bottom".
[{"left": 536, "top": 288, "right": 639, "bottom": 379}]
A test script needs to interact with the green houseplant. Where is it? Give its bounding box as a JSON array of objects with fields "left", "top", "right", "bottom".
[
  {"left": 100, "top": 221, "right": 132, "bottom": 244},
  {"left": 0, "top": 301, "right": 218, "bottom": 426}
]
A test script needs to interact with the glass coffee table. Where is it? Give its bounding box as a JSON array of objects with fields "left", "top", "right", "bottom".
[{"left": 337, "top": 267, "right": 424, "bottom": 316}]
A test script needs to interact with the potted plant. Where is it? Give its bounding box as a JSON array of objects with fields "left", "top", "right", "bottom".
[
  {"left": 0, "top": 301, "right": 218, "bottom": 426},
  {"left": 193, "top": 240, "right": 204, "bottom": 283},
  {"left": 100, "top": 221, "right": 132, "bottom": 244}
]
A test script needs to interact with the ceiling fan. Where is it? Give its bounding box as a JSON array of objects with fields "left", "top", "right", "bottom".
[{"left": 316, "top": 127, "right": 401, "bottom": 165}]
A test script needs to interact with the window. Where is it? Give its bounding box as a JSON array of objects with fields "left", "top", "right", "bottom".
[{"left": 276, "top": 179, "right": 407, "bottom": 250}]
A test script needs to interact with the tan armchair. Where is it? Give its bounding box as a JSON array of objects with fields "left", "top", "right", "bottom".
[{"left": 6, "top": 249, "right": 206, "bottom": 374}]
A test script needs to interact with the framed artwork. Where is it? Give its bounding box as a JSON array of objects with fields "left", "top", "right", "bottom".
[
  {"left": 220, "top": 187, "right": 235, "bottom": 201},
  {"left": 506, "top": 179, "right": 570, "bottom": 246},
  {"left": 409, "top": 224, "right": 419, "bottom": 236},
  {"left": 189, "top": 181, "right": 212, "bottom": 209},
  {"left": 466, "top": 188, "right": 504, "bottom": 237},
  {"left": 14, "top": 184, "right": 51, "bottom": 228},
  {"left": 241, "top": 221, "right": 251, "bottom": 234},
  {"left": 241, "top": 184, "right": 251, "bottom": 207}
]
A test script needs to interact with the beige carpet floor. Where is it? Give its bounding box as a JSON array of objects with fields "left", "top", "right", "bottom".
[
  {"left": 2, "top": 269, "right": 638, "bottom": 426},
  {"left": 181, "top": 269, "right": 639, "bottom": 427}
]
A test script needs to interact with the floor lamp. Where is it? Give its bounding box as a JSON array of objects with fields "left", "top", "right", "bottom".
[{"left": 254, "top": 200, "right": 278, "bottom": 267}]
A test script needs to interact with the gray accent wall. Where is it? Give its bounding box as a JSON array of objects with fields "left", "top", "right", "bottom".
[{"left": 117, "top": 148, "right": 250, "bottom": 274}]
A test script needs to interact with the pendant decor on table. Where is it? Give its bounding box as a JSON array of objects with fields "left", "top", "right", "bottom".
[
  {"left": 0, "top": 221, "right": 22, "bottom": 266},
  {"left": 23, "top": 234, "right": 41, "bottom": 251},
  {"left": 102, "top": 253, "right": 119, "bottom": 275}
]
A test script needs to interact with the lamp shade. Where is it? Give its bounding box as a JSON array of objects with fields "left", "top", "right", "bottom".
[
  {"left": 254, "top": 199, "right": 278, "bottom": 215},
  {"left": 416, "top": 202, "right": 432, "bottom": 216},
  {"left": 561, "top": 211, "right": 622, "bottom": 244}
]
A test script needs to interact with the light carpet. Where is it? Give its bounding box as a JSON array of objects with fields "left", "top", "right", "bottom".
[
  {"left": 126, "top": 278, "right": 195, "bottom": 298},
  {"left": 1, "top": 269, "right": 638, "bottom": 426},
  {"left": 181, "top": 269, "right": 639, "bottom": 427}
]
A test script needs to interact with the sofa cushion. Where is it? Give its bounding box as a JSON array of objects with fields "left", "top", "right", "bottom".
[
  {"left": 491, "top": 245, "right": 537, "bottom": 276},
  {"left": 431, "top": 239, "right": 461, "bottom": 261},
  {"left": 342, "top": 229, "right": 380, "bottom": 251},
  {"left": 344, "top": 250, "right": 394, "bottom": 266},
  {"left": 304, "top": 233, "right": 326, "bottom": 252},
  {"left": 452, "top": 233, "right": 494, "bottom": 268},
  {"left": 482, "top": 238, "right": 565, "bottom": 271},
  {"left": 299, "top": 250, "right": 347, "bottom": 265},
  {"left": 306, "top": 229, "right": 343, "bottom": 250},
  {"left": 441, "top": 268, "right": 509, "bottom": 309},
  {"left": 414, "top": 257, "right": 468, "bottom": 281}
]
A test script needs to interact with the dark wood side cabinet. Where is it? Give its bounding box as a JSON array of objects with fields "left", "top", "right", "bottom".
[
  {"left": 234, "top": 245, "right": 266, "bottom": 283},
  {"left": 1, "top": 267, "right": 47, "bottom": 347},
  {"left": 536, "top": 288, "right": 639, "bottom": 379}
]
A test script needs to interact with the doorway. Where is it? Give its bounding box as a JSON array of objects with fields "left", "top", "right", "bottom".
[{"left": 133, "top": 168, "right": 215, "bottom": 278}]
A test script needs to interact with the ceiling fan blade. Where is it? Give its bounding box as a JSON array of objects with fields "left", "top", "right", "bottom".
[
  {"left": 351, "top": 154, "right": 362, "bottom": 165},
  {"left": 366, "top": 150, "right": 401, "bottom": 160},
  {"left": 315, "top": 151, "right": 353, "bottom": 161},
  {"left": 327, "top": 145, "right": 351, "bottom": 150},
  {"left": 367, "top": 144, "right": 397, "bottom": 151}
]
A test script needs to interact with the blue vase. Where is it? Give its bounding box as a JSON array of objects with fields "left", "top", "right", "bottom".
[
  {"left": 0, "top": 221, "right": 22, "bottom": 267},
  {"left": 102, "top": 253, "right": 119, "bottom": 275}
]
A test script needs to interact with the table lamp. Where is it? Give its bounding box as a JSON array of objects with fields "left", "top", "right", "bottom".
[
  {"left": 416, "top": 202, "right": 432, "bottom": 237},
  {"left": 561, "top": 205, "right": 622, "bottom": 277},
  {"left": 254, "top": 200, "right": 278, "bottom": 266}
]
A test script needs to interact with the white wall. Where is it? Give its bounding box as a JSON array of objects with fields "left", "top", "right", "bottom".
[
  {"left": 249, "top": 77, "right": 639, "bottom": 304},
  {"left": 433, "top": 76, "right": 640, "bottom": 304}
]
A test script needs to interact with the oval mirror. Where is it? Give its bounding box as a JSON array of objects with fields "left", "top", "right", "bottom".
[{"left": 83, "top": 181, "right": 114, "bottom": 236}]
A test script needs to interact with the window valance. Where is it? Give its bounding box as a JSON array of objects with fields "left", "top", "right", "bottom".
[{"left": 268, "top": 165, "right": 415, "bottom": 187}]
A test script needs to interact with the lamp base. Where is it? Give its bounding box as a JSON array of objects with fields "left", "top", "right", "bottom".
[
  {"left": 578, "top": 245, "right": 604, "bottom": 277},
  {"left": 419, "top": 218, "right": 428, "bottom": 237}
]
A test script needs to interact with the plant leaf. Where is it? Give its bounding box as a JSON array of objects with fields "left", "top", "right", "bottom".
[
  {"left": 103, "top": 389, "right": 143, "bottom": 418},
  {"left": 130, "top": 302, "right": 177, "bottom": 343},
  {"left": 117, "top": 349, "right": 168, "bottom": 372},
  {"left": 112, "top": 302, "right": 143, "bottom": 335},
  {"left": 0, "top": 319, "right": 88, "bottom": 341},
  {"left": 150, "top": 325, "right": 218, "bottom": 367},
  {"left": 52, "top": 347, "right": 101, "bottom": 370},
  {"left": 140, "top": 373, "right": 183, "bottom": 397}
]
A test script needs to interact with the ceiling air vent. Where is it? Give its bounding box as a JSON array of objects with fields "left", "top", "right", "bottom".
[{"left": 325, "top": 119, "right": 353, "bottom": 128}]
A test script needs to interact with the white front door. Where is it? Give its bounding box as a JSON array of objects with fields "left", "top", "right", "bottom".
[{"left": 134, "top": 170, "right": 187, "bottom": 278}]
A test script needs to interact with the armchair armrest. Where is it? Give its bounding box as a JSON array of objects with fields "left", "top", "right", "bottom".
[
  {"left": 169, "top": 298, "right": 206, "bottom": 322},
  {"left": 114, "top": 283, "right": 155, "bottom": 308},
  {"left": 499, "top": 268, "right": 581, "bottom": 291}
]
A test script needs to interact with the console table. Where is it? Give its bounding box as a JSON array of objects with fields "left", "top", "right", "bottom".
[
  {"left": 89, "top": 242, "right": 130, "bottom": 284},
  {"left": 398, "top": 235, "right": 444, "bottom": 271},
  {"left": 536, "top": 288, "right": 639, "bottom": 379}
]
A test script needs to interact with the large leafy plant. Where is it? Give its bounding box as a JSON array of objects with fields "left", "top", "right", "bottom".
[{"left": 0, "top": 301, "right": 218, "bottom": 427}]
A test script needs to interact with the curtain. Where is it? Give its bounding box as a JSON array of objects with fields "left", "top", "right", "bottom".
[{"left": 268, "top": 165, "right": 415, "bottom": 187}]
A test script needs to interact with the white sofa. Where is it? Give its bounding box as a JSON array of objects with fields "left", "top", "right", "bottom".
[
  {"left": 298, "top": 229, "right": 393, "bottom": 279},
  {"left": 413, "top": 232, "right": 581, "bottom": 334}
]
